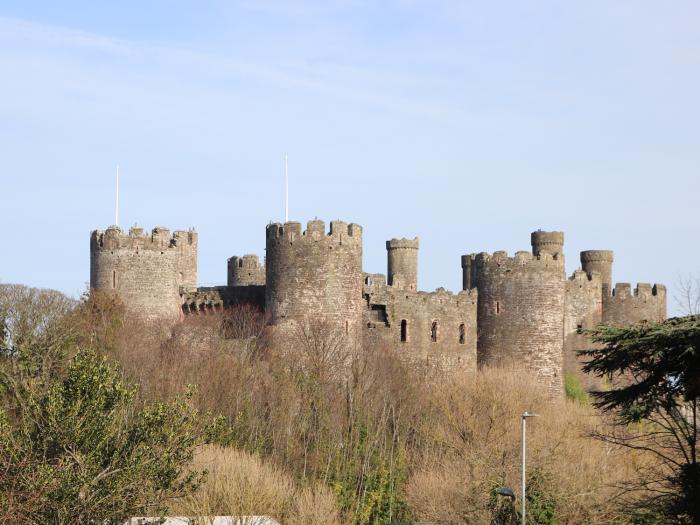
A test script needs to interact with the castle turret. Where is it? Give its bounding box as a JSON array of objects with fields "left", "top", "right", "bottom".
[
  {"left": 580, "top": 250, "right": 614, "bottom": 294},
  {"left": 465, "top": 248, "right": 566, "bottom": 396},
  {"left": 386, "top": 238, "right": 419, "bottom": 291},
  {"left": 90, "top": 225, "right": 198, "bottom": 321},
  {"left": 531, "top": 230, "right": 564, "bottom": 258},
  {"left": 462, "top": 254, "right": 475, "bottom": 291},
  {"left": 228, "top": 255, "right": 265, "bottom": 286},
  {"left": 265, "top": 219, "right": 363, "bottom": 349}
]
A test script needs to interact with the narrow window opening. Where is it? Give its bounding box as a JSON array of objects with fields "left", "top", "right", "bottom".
[
  {"left": 496, "top": 301, "right": 500, "bottom": 314},
  {"left": 400, "top": 320, "right": 408, "bottom": 343},
  {"left": 345, "top": 320, "right": 349, "bottom": 335},
  {"left": 576, "top": 323, "right": 583, "bottom": 334},
  {"left": 431, "top": 321, "right": 439, "bottom": 343},
  {"left": 459, "top": 323, "right": 466, "bottom": 345},
  {"left": 112, "top": 270, "right": 116, "bottom": 289}
]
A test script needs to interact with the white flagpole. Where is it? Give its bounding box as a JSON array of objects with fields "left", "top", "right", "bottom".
[
  {"left": 284, "top": 154, "right": 289, "bottom": 222},
  {"left": 115, "top": 164, "right": 120, "bottom": 227}
]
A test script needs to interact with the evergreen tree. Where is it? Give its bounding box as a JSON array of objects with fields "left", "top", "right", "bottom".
[{"left": 581, "top": 316, "right": 700, "bottom": 524}]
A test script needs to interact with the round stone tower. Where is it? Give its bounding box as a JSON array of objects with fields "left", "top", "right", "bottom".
[
  {"left": 228, "top": 255, "right": 265, "bottom": 286},
  {"left": 265, "top": 219, "right": 363, "bottom": 349},
  {"left": 90, "top": 225, "right": 198, "bottom": 322},
  {"left": 531, "top": 230, "right": 564, "bottom": 258},
  {"left": 386, "top": 237, "right": 419, "bottom": 291},
  {"left": 465, "top": 248, "right": 566, "bottom": 396},
  {"left": 580, "top": 250, "right": 614, "bottom": 294}
]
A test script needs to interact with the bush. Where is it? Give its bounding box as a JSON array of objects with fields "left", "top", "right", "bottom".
[
  {"left": 564, "top": 372, "right": 589, "bottom": 405},
  {"left": 0, "top": 349, "right": 207, "bottom": 524}
]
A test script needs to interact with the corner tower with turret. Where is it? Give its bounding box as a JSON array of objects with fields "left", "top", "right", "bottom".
[
  {"left": 463, "top": 231, "right": 566, "bottom": 395},
  {"left": 580, "top": 249, "right": 666, "bottom": 326}
]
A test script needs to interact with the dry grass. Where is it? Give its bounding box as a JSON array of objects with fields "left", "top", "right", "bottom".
[
  {"left": 169, "top": 445, "right": 341, "bottom": 525},
  {"left": 406, "top": 366, "right": 649, "bottom": 524}
]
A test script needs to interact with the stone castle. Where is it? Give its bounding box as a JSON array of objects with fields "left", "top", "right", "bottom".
[{"left": 90, "top": 220, "right": 667, "bottom": 395}]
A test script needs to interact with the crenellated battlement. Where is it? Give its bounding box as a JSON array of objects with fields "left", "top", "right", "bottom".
[
  {"left": 230, "top": 254, "right": 263, "bottom": 269},
  {"left": 386, "top": 238, "right": 419, "bottom": 250},
  {"left": 468, "top": 249, "right": 564, "bottom": 272},
  {"left": 363, "top": 274, "right": 477, "bottom": 306},
  {"left": 568, "top": 268, "right": 601, "bottom": 284},
  {"left": 463, "top": 251, "right": 565, "bottom": 290},
  {"left": 266, "top": 219, "right": 362, "bottom": 246},
  {"left": 91, "top": 225, "right": 198, "bottom": 252},
  {"left": 609, "top": 282, "right": 667, "bottom": 299},
  {"left": 603, "top": 282, "right": 667, "bottom": 326}
]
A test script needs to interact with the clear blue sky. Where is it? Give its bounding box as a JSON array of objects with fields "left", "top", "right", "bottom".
[{"left": 1, "top": 1, "right": 698, "bottom": 315}]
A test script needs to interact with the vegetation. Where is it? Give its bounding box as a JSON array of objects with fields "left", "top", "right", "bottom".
[
  {"left": 0, "top": 285, "right": 212, "bottom": 524},
  {"left": 564, "top": 372, "right": 590, "bottom": 405},
  {"left": 582, "top": 316, "right": 700, "bottom": 525},
  {"left": 0, "top": 283, "right": 677, "bottom": 524}
]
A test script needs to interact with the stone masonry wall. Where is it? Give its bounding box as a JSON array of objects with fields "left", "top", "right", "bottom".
[
  {"left": 564, "top": 269, "right": 603, "bottom": 390},
  {"left": 90, "top": 225, "right": 197, "bottom": 322},
  {"left": 265, "top": 219, "right": 364, "bottom": 350},
  {"left": 603, "top": 283, "right": 667, "bottom": 327},
  {"left": 362, "top": 273, "right": 477, "bottom": 371},
  {"left": 467, "top": 250, "right": 566, "bottom": 396},
  {"left": 181, "top": 285, "right": 266, "bottom": 314}
]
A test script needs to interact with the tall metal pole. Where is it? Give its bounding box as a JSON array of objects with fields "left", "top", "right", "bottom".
[
  {"left": 521, "top": 411, "right": 538, "bottom": 525},
  {"left": 284, "top": 154, "right": 288, "bottom": 222},
  {"left": 115, "top": 164, "right": 120, "bottom": 228},
  {"left": 522, "top": 411, "right": 527, "bottom": 525}
]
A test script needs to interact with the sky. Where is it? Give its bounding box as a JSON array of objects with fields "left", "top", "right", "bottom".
[{"left": 0, "top": 1, "right": 698, "bottom": 315}]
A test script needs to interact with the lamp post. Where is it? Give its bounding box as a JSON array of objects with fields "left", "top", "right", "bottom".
[
  {"left": 496, "top": 487, "right": 517, "bottom": 525},
  {"left": 521, "top": 411, "right": 538, "bottom": 525}
]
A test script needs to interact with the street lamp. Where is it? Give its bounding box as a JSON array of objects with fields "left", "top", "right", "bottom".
[
  {"left": 521, "top": 411, "right": 539, "bottom": 525},
  {"left": 495, "top": 487, "right": 517, "bottom": 525}
]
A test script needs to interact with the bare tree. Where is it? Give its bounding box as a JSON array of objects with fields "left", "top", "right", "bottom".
[{"left": 674, "top": 274, "right": 700, "bottom": 316}]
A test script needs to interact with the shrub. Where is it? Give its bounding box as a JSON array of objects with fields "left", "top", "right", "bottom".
[
  {"left": 564, "top": 372, "right": 590, "bottom": 405},
  {"left": 0, "top": 349, "right": 207, "bottom": 524}
]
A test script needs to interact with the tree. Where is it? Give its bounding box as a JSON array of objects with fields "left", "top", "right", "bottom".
[
  {"left": 675, "top": 275, "right": 700, "bottom": 317},
  {"left": 581, "top": 316, "right": 700, "bottom": 524},
  {"left": 0, "top": 349, "right": 207, "bottom": 524}
]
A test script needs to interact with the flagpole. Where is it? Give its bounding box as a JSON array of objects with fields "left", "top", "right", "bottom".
[
  {"left": 284, "top": 154, "right": 289, "bottom": 223},
  {"left": 115, "top": 164, "right": 120, "bottom": 227}
]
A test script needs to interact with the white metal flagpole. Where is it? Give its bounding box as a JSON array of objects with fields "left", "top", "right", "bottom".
[
  {"left": 284, "top": 154, "right": 289, "bottom": 222},
  {"left": 115, "top": 164, "right": 120, "bottom": 227}
]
